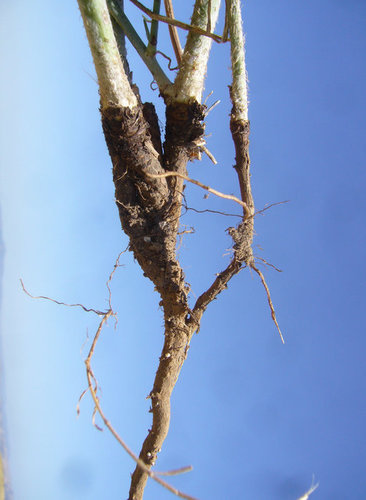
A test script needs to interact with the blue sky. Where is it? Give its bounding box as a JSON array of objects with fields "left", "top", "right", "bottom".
[{"left": 1, "top": 1, "right": 366, "bottom": 499}]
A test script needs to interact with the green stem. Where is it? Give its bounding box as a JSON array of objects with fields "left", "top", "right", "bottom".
[
  {"left": 107, "top": 0, "right": 172, "bottom": 91},
  {"left": 143, "top": 17, "right": 151, "bottom": 40},
  {"left": 77, "top": 0, "right": 137, "bottom": 108},
  {"left": 111, "top": 0, "right": 132, "bottom": 81},
  {"left": 228, "top": 0, "right": 248, "bottom": 120},
  {"left": 146, "top": 0, "right": 161, "bottom": 56}
]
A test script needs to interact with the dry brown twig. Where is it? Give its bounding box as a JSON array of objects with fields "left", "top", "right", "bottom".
[
  {"left": 146, "top": 171, "right": 250, "bottom": 216},
  {"left": 164, "top": 0, "right": 183, "bottom": 66},
  {"left": 130, "top": 0, "right": 224, "bottom": 43}
]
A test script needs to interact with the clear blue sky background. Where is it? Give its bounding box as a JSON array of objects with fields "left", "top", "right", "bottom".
[{"left": 1, "top": 1, "right": 366, "bottom": 499}]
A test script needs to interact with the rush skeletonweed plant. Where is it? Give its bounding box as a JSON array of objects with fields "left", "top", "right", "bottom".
[{"left": 75, "top": 1, "right": 284, "bottom": 498}]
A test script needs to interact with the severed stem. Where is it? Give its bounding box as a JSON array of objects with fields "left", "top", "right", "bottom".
[{"left": 77, "top": 0, "right": 137, "bottom": 109}]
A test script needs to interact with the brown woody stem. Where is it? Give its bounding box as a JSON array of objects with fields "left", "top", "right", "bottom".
[{"left": 129, "top": 310, "right": 194, "bottom": 498}]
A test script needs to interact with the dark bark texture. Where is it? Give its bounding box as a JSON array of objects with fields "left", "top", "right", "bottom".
[
  {"left": 102, "top": 100, "right": 205, "bottom": 297},
  {"left": 101, "top": 95, "right": 254, "bottom": 499},
  {"left": 102, "top": 98, "right": 207, "bottom": 498}
]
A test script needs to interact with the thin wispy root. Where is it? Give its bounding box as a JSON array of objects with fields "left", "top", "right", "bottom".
[
  {"left": 250, "top": 264, "right": 285, "bottom": 344},
  {"left": 255, "top": 256, "right": 282, "bottom": 273},
  {"left": 155, "top": 465, "right": 193, "bottom": 477},
  {"left": 146, "top": 171, "right": 250, "bottom": 216},
  {"left": 21, "top": 254, "right": 196, "bottom": 500},
  {"left": 20, "top": 279, "right": 108, "bottom": 316}
]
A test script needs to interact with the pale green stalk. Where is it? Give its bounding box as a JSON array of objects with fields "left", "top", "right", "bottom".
[
  {"left": 107, "top": 0, "right": 172, "bottom": 91},
  {"left": 111, "top": 0, "right": 132, "bottom": 81},
  {"left": 77, "top": 0, "right": 137, "bottom": 109},
  {"left": 172, "top": 0, "right": 221, "bottom": 103},
  {"left": 228, "top": 0, "right": 248, "bottom": 120}
]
